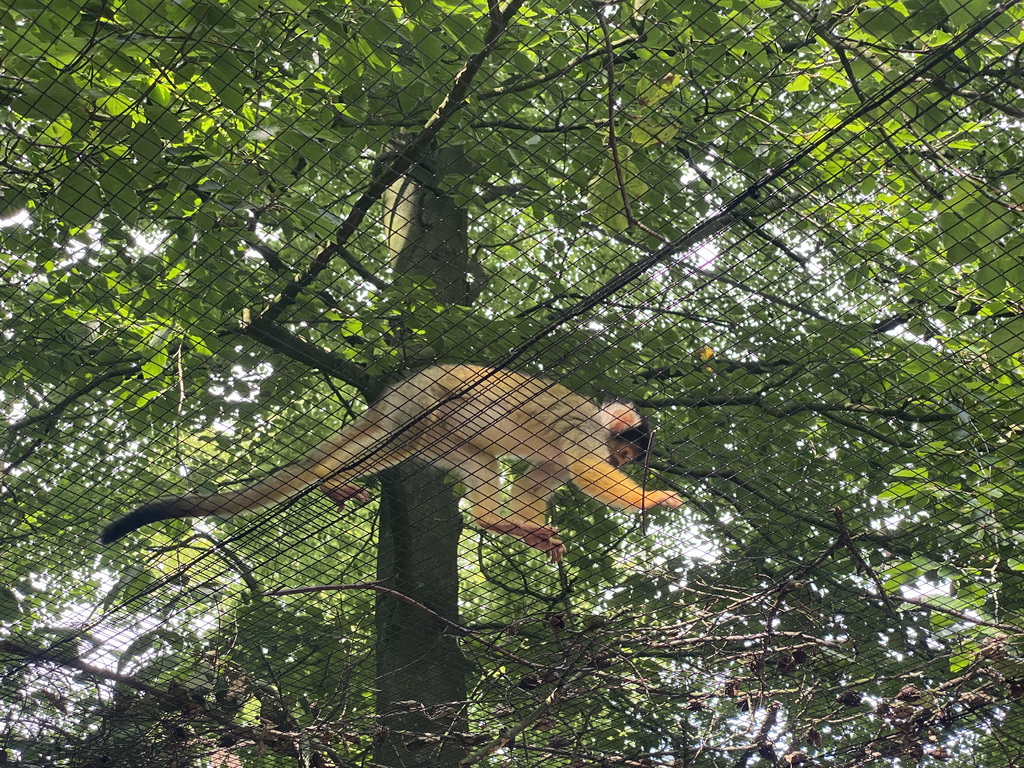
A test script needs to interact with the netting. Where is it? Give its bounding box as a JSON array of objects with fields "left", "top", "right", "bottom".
[{"left": 2, "top": 0, "right": 1024, "bottom": 765}]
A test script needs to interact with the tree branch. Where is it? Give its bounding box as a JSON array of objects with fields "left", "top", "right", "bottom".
[
  {"left": 256, "top": 0, "right": 530, "bottom": 325},
  {"left": 240, "top": 317, "right": 372, "bottom": 395},
  {"left": 6, "top": 363, "right": 139, "bottom": 433},
  {"left": 481, "top": 34, "right": 640, "bottom": 99},
  {"left": 642, "top": 394, "right": 957, "bottom": 424}
]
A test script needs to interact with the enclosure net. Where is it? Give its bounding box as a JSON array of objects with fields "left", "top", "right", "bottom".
[{"left": 1, "top": 0, "right": 1023, "bottom": 766}]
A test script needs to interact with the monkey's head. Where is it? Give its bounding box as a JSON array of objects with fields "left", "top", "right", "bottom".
[{"left": 598, "top": 400, "right": 653, "bottom": 468}]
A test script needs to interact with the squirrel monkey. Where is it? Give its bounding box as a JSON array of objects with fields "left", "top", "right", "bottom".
[{"left": 101, "top": 365, "right": 682, "bottom": 561}]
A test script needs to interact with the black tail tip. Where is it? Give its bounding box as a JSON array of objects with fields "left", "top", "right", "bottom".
[{"left": 100, "top": 501, "right": 180, "bottom": 544}]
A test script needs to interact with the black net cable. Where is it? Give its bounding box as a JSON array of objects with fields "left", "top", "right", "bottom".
[
  {"left": 13, "top": 10, "right": 1005, "bottom": 658},
  {"left": 7, "top": 8, "right": 1023, "bottom": 646},
  {"left": 4, "top": 1, "right": 1024, "bottom": 766}
]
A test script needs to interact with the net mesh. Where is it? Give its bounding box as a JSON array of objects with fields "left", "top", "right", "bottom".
[{"left": 1, "top": 0, "right": 1023, "bottom": 766}]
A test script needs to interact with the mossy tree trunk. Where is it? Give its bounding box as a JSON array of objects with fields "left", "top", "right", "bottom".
[{"left": 373, "top": 141, "right": 479, "bottom": 767}]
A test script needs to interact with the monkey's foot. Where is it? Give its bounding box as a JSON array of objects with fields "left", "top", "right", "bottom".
[
  {"left": 478, "top": 518, "right": 565, "bottom": 563},
  {"left": 322, "top": 484, "right": 370, "bottom": 508}
]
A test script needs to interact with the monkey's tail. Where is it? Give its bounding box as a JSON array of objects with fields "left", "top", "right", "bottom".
[
  {"left": 101, "top": 418, "right": 418, "bottom": 544},
  {"left": 100, "top": 462, "right": 324, "bottom": 544}
]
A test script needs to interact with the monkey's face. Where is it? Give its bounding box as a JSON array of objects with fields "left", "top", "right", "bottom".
[
  {"left": 598, "top": 399, "right": 653, "bottom": 467},
  {"left": 607, "top": 438, "right": 639, "bottom": 468},
  {"left": 605, "top": 419, "right": 653, "bottom": 468}
]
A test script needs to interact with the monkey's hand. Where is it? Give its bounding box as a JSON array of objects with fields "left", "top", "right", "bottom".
[
  {"left": 322, "top": 484, "right": 371, "bottom": 509},
  {"left": 476, "top": 517, "right": 565, "bottom": 563},
  {"left": 639, "top": 490, "right": 683, "bottom": 510},
  {"left": 518, "top": 526, "right": 565, "bottom": 564}
]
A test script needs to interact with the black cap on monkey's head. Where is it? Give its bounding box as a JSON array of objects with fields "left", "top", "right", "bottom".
[{"left": 600, "top": 399, "right": 653, "bottom": 468}]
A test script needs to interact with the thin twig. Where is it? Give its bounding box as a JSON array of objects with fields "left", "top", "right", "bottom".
[
  {"left": 832, "top": 506, "right": 898, "bottom": 619},
  {"left": 263, "top": 581, "right": 547, "bottom": 668},
  {"left": 266, "top": 580, "right": 461, "bottom": 632},
  {"left": 457, "top": 684, "right": 567, "bottom": 767}
]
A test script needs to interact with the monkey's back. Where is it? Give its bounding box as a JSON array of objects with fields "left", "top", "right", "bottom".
[{"left": 374, "top": 365, "right": 607, "bottom": 463}]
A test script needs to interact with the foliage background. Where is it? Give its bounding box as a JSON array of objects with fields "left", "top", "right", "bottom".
[{"left": 2, "top": 0, "right": 1024, "bottom": 765}]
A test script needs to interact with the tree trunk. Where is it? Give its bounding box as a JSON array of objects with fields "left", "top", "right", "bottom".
[{"left": 373, "top": 141, "right": 477, "bottom": 767}]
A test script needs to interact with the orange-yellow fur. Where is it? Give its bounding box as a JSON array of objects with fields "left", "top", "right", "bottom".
[{"left": 102, "top": 365, "right": 682, "bottom": 561}]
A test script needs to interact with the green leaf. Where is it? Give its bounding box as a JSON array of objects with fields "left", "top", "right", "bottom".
[
  {"left": 858, "top": 6, "right": 912, "bottom": 42},
  {"left": 102, "top": 563, "right": 153, "bottom": 607},
  {"left": 949, "top": 647, "right": 974, "bottom": 673},
  {"left": 11, "top": 80, "right": 78, "bottom": 121},
  {"left": 634, "top": 74, "right": 682, "bottom": 107},
  {"left": 51, "top": 167, "right": 104, "bottom": 229},
  {"left": 205, "top": 50, "right": 248, "bottom": 112},
  {"left": 629, "top": 118, "right": 678, "bottom": 147},
  {"left": 134, "top": 389, "right": 162, "bottom": 408},
  {"left": 116, "top": 629, "right": 185, "bottom": 673},
  {"left": 787, "top": 74, "right": 811, "bottom": 92},
  {"left": 97, "top": 93, "right": 137, "bottom": 117},
  {"left": 150, "top": 81, "right": 172, "bottom": 107},
  {"left": 939, "top": 0, "right": 988, "bottom": 29},
  {"left": 0, "top": 186, "right": 28, "bottom": 217}
]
